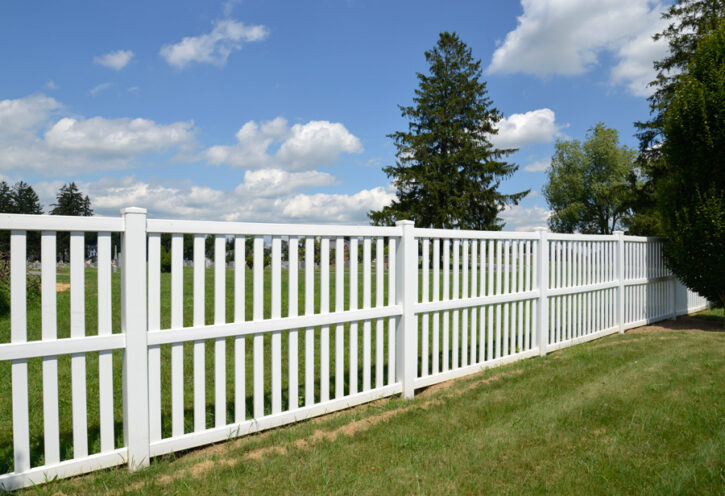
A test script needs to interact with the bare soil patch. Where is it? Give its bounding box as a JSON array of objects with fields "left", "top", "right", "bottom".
[{"left": 628, "top": 315, "right": 724, "bottom": 334}]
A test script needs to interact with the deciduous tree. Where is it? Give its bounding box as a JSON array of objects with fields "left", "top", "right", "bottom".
[{"left": 543, "top": 123, "right": 636, "bottom": 234}]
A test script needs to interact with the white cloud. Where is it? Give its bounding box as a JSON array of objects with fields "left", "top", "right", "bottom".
[
  {"left": 234, "top": 169, "right": 336, "bottom": 197},
  {"left": 44, "top": 80, "right": 57, "bottom": 90},
  {"left": 160, "top": 19, "right": 268, "bottom": 69},
  {"left": 45, "top": 117, "right": 195, "bottom": 157},
  {"left": 94, "top": 50, "right": 134, "bottom": 70},
  {"left": 610, "top": 17, "right": 669, "bottom": 97},
  {"left": 0, "top": 94, "right": 61, "bottom": 135},
  {"left": 0, "top": 94, "right": 196, "bottom": 174},
  {"left": 280, "top": 187, "right": 394, "bottom": 223},
  {"left": 50, "top": 175, "right": 391, "bottom": 224},
  {"left": 500, "top": 204, "right": 551, "bottom": 232},
  {"left": 523, "top": 158, "right": 550, "bottom": 172},
  {"left": 491, "top": 108, "right": 565, "bottom": 149},
  {"left": 206, "top": 118, "right": 363, "bottom": 170},
  {"left": 488, "top": 0, "right": 668, "bottom": 96},
  {"left": 90, "top": 82, "right": 112, "bottom": 96}
]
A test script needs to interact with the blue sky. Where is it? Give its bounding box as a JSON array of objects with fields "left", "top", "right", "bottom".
[{"left": 0, "top": 0, "right": 669, "bottom": 229}]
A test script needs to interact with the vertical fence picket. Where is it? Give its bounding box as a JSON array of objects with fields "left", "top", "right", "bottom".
[
  {"left": 387, "top": 238, "right": 396, "bottom": 384},
  {"left": 11, "top": 231, "right": 29, "bottom": 473},
  {"left": 214, "top": 235, "right": 227, "bottom": 426},
  {"left": 452, "top": 239, "right": 460, "bottom": 369},
  {"left": 335, "top": 237, "right": 344, "bottom": 397},
  {"left": 461, "top": 239, "right": 468, "bottom": 368},
  {"left": 193, "top": 234, "right": 205, "bottom": 432},
  {"left": 421, "top": 239, "right": 430, "bottom": 377},
  {"left": 470, "top": 240, "right": 477, "bottom": 364},
  {"left": 349, "top": 238, "right": 358, "bottom": 394},
  {"left": 147, "top": 234, "right": 162, "bottom": 443},
  {"left": 479, "top": 240, "right": 486, "bottom": 361},
  {"left": 288, "top": 237, "right": 299, "bottom": 409},
  {"left": 253, "top": 236, "right": 265, "bottom": 418},
  {"left": 70, "top": 231, "right": 88, "bottom": 458},
  {"left": 442, "top": 239, "right": 450, "bottom": 371},
  {"left": 96, "top": 232, "right": 114, "bottom": 452},
  {"left": 271, "top": 237, "right": 282, "bottom": 413},
  {"left": 432, "top": 239, "right": 440, "bottom": 374},
  {"left": 376, "top": 237, "right": 385, "bottom": 387},
  {"left": 41, "top": 232, "right": 59, "bottom": 465},
  {"left": 488, "top": 240, "right": 495, "bottom": 361},
  {"left": 234, "top": 236, "right": 246, "bottom": 421},
  {"left": 171, "top": 234, "right": 185, "bottom": 435},
  {"left": 304, "top": 237, "right": 314, "bottom": 406},
  {"left": 320, "top": 237, "right": 330, "bottom": 402},
  {"left": 502, "top": 240, "right": 510, "bottom": 356},
  {"left": 362, "top": 237, "right": 371, "bottom": 391}
]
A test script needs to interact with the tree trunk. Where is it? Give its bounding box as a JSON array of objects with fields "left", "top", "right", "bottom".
[{"left": 719, "top": 292, "right": 725, "bottom": 329}]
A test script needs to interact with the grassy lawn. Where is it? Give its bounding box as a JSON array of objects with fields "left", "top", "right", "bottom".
[{"left": 20, "top": 313, "right": 725, "bottom": 494}]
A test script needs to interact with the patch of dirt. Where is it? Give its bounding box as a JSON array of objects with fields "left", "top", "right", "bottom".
[
  {"left": 124, "top": 367, "right": 526, "bottom": 491},
  {"left": 628, "top": 315, "right": 724, "bottom": 334},
  {"left": 56, "top": 282, "right": 70, "bottom": 292}
]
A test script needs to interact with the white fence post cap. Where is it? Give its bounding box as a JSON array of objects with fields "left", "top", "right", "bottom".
[
  {"left": 121, "top": 207, "right": 147, "bottom": 215},
  {"left": 395, "top": 220, "right": 415, "bottom": 226}
]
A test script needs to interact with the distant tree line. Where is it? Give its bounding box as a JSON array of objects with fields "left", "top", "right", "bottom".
[{"left": 0, "top": 181, "right": 98, "bottom": 261}]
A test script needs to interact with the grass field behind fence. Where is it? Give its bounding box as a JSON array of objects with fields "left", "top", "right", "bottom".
[{"left": 4, "top": 264, "right": 514, "bottom": 473}]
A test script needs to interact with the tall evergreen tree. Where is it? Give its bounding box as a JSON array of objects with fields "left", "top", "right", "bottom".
[
  {"left": 369, "top": 32, "right": 527, "bottom": 230},
  {"left": 0, "top": 182, "right": 14, "bottom": 213},
  {"left": 12, "top": 181, "right": 43, "bottom": 215},
  {"left": 0, "top": 181, "right": 43, "bottom": 258},
  {"left": 51, "top": 182, "right": 94, "bottom": 262},
  {"left": 50, "top": 182, "right": 93, "bottom": 216}
]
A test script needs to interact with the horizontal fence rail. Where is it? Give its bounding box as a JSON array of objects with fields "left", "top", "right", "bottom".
[{"left": 0, "top": 212, "right": 710, "bottom": 490}]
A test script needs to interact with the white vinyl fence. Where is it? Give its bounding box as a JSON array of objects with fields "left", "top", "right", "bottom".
[{"left": 0, "top": 210, "right": 710, "bottom": 490}]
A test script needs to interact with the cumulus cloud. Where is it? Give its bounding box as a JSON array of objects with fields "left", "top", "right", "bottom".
[
  {"left": 490, "top": 109, "right": 565, "bottom": 149},
  {"left": 488, "top": 0, "right": 668, "bottom": 96},
  {"left": 610, "top": 17, "right": 669, "bottom": 97},
  {"left": 43, "top": 175, "right": 392, "bottom": 224},
  {"left": 0, "top": 94, "right": 196, "bottom": 174},
  {"left": 160, "top": 19, "right": 268, "bottom": 69},
  {"left": 280, "top": 187, "right": 395, "bottom": 223},
  {"left": 500, "top": 204, "right": 551, "bottom": 232},
  {"left": 94, "top": 50, "right": 134, "bottom": 70},
  {"left": 523, "top": 158, "right": 550, "bottom": 172},
  {"left": 234, "top": 169, "right": 337, "bottom": 197},
  {"left": 206, "top": 118, "right": 363, "bottom": 170}
]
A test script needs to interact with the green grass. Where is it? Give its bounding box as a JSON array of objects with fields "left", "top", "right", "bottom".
[{"left": 22, "top": 318, "right": 725, "bottom": 495}]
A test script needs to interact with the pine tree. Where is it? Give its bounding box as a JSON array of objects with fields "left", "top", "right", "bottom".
[
  {"left": 369, "top": 32, "right": 528, "bottom": 230},
  {"left": 51, "top": 182, "right": 94, "bottom": 262},
  {"left": 0, "top": 182, "right": 14, "bottom": 213},
  {"left": 50, "top": 182, "right": 93, "bottom": 216},
  {"left": 12, "top": 181, "right": 43, "bottom": 215}
]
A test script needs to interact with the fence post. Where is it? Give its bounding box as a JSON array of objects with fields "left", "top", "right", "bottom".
[
  {"left": 614, "top": 230, "right": 625, "bottom": 333},
  {"left": 395, "top": 220, "right": 417, "bottom": 399},
  {"left": 121, "top": 207, "right": 150, "bottom": 471},
  {"left": 534, "top": 228, "right": 548, "bottom": 357}
]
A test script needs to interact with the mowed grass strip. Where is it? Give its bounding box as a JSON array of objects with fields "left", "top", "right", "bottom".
[{"left": 27, "top": 317, "right": 725, "bottom": 495}]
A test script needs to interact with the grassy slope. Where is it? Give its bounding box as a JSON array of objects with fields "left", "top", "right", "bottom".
[{"left": 29, "top": 319, "right": 725, "bottom": 495}]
